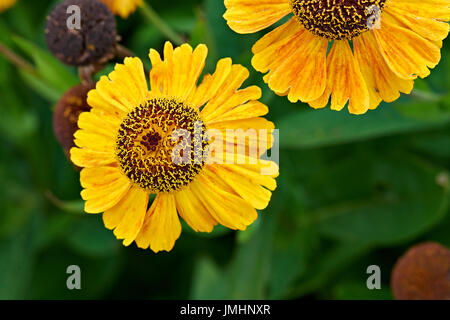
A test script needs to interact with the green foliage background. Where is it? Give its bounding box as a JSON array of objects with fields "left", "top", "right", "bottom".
[{"left": 0, "top": 0, "right": 449, "bottom": 300}]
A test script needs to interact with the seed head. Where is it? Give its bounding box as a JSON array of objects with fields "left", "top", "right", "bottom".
[
  {"left": 45, "top": 0, "right": 117, "bottom": 66},
  {"left": 53, "top": 83, "right": 95, "bottom": 157}
]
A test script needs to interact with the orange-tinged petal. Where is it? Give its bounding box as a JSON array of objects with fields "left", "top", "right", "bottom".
[
  {"left": 386, "top": 0, "right": 450, "bottom": 21},
  {"left": 223, "top": 0, "right": 292, "bottom": 34},
  {"left": 386, "top": 5, "right": 449, "bottom": 42},
  {"left": 373, "top": 12, "right": 441, "bottom": 80},
  {"left": 100, "top": 0, "right": 142, "bottom": 18},
  {"left": 252, "top": 18, "right": 305, "bottom": 76},
  {"left": 354, "top": 31, "right": 413, "bottom": 104},
  {"left": 265, "top": 30, "right": 328, "bottom": 103},
  {"left": 309, "top": 40, "right": 370, "bottom": 115}
]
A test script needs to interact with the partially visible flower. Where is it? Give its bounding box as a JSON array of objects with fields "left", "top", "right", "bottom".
[
  {"left": 391, "top": 242, "right": 450, "bottom": 300},
  {"left": 45, "top": 0, "right": 117, "bottom": 66},
  {"left": 70, "top": 42, "right": 278, "bottom": 253},
  {"left": 0, "top": 0, "right": 16, "bottom": 13},
  {"left": 53, "top": 84, "right": 95, "bottom": 158},
  {"left": 223, "top": 0, "right": 450, "bottom": 114},
  {"left": 100, "top": 0, "right": 143, "bottom": 18}
]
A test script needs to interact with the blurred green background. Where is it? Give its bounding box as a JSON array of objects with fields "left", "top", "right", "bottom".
[{"left": 0, "top": 0, "right": 449, "bottom": 300}]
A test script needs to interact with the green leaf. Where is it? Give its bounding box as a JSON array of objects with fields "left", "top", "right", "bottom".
[
  {"left": 279, "top": 103, "right": 450, "bottom": 149},
  {"left": 0, "top": 213, "right": 40, "bottom": 299},
  {"left": 317, "top": 156, "right": 449, "bottom": 245},
  {"left": 12, "top": 35, "right": 78, "bottom": 95},
  {"left": 66, "top": 215, "right": 119, "bottom": 258},
  {"left": 285, "top": 241, "right": 371, "bottom": 298},
  {"left": 268, "top": 228, "right": 316, "bottom": 299},
  {"left": 28, "top": 246, "right": 121, "bottom": 299},
  {"left": 190, "top": 257, "right": 226, "bottom": 300},
  {"left": 332, "top": 280, "right": 393, "bottom": 300},
  {"left": 225, "top": 213, "right": 276, "bottom": 299},
  {"left": 19, "top": 69, "right": 62, "bottom": 103}
]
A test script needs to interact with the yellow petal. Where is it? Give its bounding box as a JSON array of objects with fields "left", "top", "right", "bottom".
[
  {"left": 207, "top": 152, "right": 279, "bottom": 183},
  {"left": 208, "top": 164, "right": 273, "bottom": 210},
  {"left": 103, "top": 184, "right": 149, "bottom": 246},
  {"left": 174, "top": 187, "right": 217, "bottom": 233},
  {"left": 77, "top": 111, "right": 119, "bottom": 139},
  {"left": 186, "top": 58, "right": 233, "bottom": 108},
  {"left": 73, "top": 130, "right": 115, "bottom": 153},
  {"left": 223, "top": 0, "right": 292, "bottom": 34},
  {"left": 149, "top": 42, "right": 208, "bottom": 102},
  {"left": 190, "top": 169, "right": 258, "bottom": 230},
  {"left": 87, "top": 57, "right": 148, "bottom": 115},
  {"left": 80, "top": 165, "right": 122, "bottom": 189},
  {"left": 80, "top": 173, "right": 131, "bottom": 214},
  {"left": 70, "top": 147, "right": 116, "bottom": 168},
  {"left": 135, "top": 193, "right": 182, "bottom": 253},
  {"left": 203, "top": 86, "right": 262, "bottom": 123},
  {"left": 200, "top": 64, "right": 250, "bottom": 119},
  {"left": 208, "top": 101, "right": 268, "bottom": 123}
]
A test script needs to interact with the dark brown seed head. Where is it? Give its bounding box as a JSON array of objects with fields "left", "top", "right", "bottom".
[
  {"left": 53, "top": 83, "right": 95, "bottom": 157},
  {"left": 391, "top": 242, "right": 450, "bottom": 300},
  {"left": 290, "top": 0, "right": 387, "bottom": 40},
  {"left": 45, "top": 0, "right": 116, "bottom": 66}
]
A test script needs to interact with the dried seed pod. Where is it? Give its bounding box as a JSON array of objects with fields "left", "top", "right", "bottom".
[
  {"left": 53, "top": 83, "right": 95, "bottom": 158},
  {"left": 45, "top": 0, "right": 116, "bottom": 66},
  {"left": 391, "top": 242, "right": 450, "bottom": 300}
]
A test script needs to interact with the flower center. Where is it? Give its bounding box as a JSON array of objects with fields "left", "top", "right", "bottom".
[
  {"left": 116, "top": 97, "right": 208, "bottom": 193},
  {"left": 290, "top": 0, "right": 386, "bottom": 40}
]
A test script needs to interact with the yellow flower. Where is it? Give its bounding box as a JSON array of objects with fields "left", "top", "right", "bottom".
[
  {"left": 70, "top": 42, "right": 279, "bottom": 253},
  {"left": 100, "top": 0, "right": 142, "bottom": 18},
  {"left": 223, "top": 0, "right": 450, "bottom": 114},
  {"left": 0, "top": 0, "right": 16, "bottom": 13}
]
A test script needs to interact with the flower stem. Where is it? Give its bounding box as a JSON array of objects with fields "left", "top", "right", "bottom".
[
  {"left": 140, "top": 2, "right": 184, "bottom": 46},
  {"left": 0, "top": 41, "right": 38, "bottom": 76}
]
